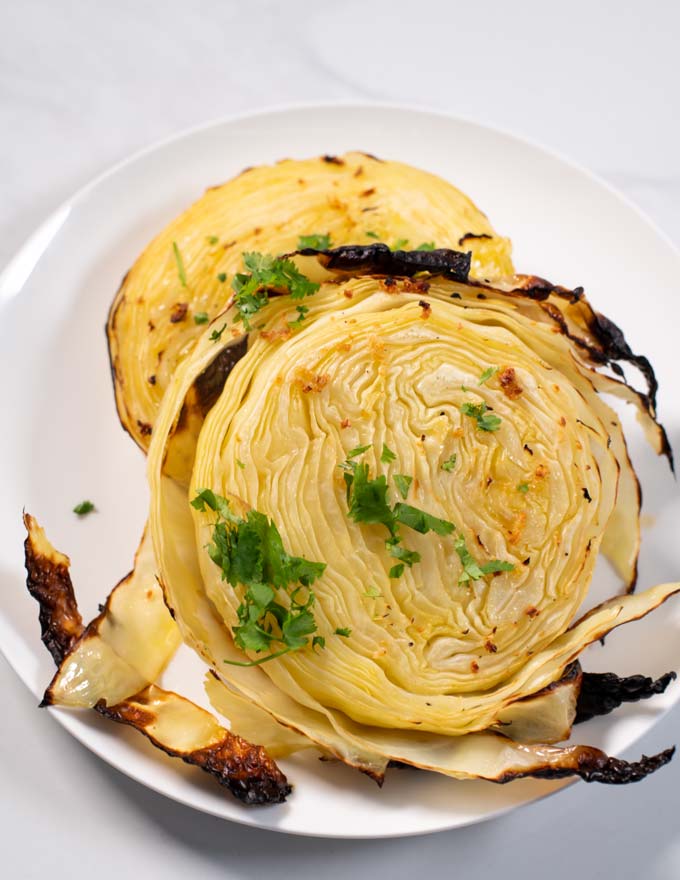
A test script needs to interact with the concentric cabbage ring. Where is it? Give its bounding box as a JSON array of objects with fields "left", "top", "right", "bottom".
[{"left": 146, "top": 258, "right": 678, "bottom": 783}]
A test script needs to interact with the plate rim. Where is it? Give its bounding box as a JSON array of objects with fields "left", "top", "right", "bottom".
[{"left": 1, "top": 100, "right": 679, "bottom": 838}]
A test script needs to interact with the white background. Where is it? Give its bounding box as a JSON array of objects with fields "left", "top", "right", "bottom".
[{"left": 1, "top": 1, "right": 679, "bottom": 876}]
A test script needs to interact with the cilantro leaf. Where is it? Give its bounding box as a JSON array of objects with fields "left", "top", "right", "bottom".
[
  {"left": 380, "top": 443, "right": 396, "bottom": 464},
  {"left": 479, "top": 366, "right": 498, "bottom": 385},
  {"left": 298, "top": 233, "right": 331, "bottom": 250},
  {"left": 348, "top": 444, "right": 371, "bottom": 459},
  {"left": 480, "top": 560, "right": 516, "bottom": 574},
  {"left": 172, "top": 241, "right": 187, "bottom": 287},
  {"left": 365, "top": 230, "right": 380, "bottom": 240},
  {"left": 392, "top": 238, "right": 409, "bottom": 250},
  {"left": 442, "top": 455, "right": 457, "bottom": 471},
  {"left": 393, "top": 503, "right": 454, "bottom": 536},
  {"left": 416, "top": 242, "right": 436, "bottom": 251},
  {"left": 193, "top": 490, "right": 330, "bottom": 665},
  {"left": 312, "top": 635, "right": 326, "bottom": 650},
  {"left": 393, "top": 474, "right": 412, "bottom": 499},
  {"left": 455, "top": 534, "right": 514, "bottom": 584},
  {"left": 206, "top": 235, "right": 219, "bottom": 245},
  {"left": 517, "top": 482, "right": 529, "bottom": 493},
  {"left": 217, "top": 272, "right": 227, "bottom": 283},
  {"left": 73, "top": 500, "right": 95, "bottom": 516},
  {"left": 282, "top": 610, "right": 318, "bottom": 649},
  {"left": 347, "top": 463, "right": 396, "bottom": 533},
  {"left": 389, "top": 563, "right": 405, "bottom": 579},
  {"left": 288, "top": 304, "right": 310, "bottom": 328},
  {"left": 209, "top": 323, "right": 227, "bottom": 342},
  {"left": 460, "top": 401, "right": 502, "bottom": 432},
  {"left": 232, "top": 252, "right": 320, "bottom": 330},
  {"left": 335, "top": 627, "right": 352, "bottom": 637},
  {"left": 386, "top": 539, "right": 421, "bottom": 567},
  {"left": 363, "top": 585, "right": 381, "bottom": 598},
  {"left": 193, "top": 311, "right": 209, "bottom": 325}
]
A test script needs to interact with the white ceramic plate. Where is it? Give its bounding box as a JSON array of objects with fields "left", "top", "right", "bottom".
[{"left": 1, "top": 105, "right": 679, "bottom": 839}]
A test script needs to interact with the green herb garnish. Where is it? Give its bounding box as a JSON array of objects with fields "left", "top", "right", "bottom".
[
  {"left": 392, "top": 238, "right": 409, "bottom": 250},
  {"left": 416, "top": 242, "right": 436, "bottom": 251},
  {"left": 192, "top": 489, "right": 330, "bottom": 665},
  {"left": 363, "top": 585, "right": 382, "bottom": 598},
  {"left": 335, "top": 627, "right": 352, "bottom": 638},
  {"left": 460, "top": 401, "right": 502, "bottom": 432},
  {"left": 393, "top": 474, "right": 412, "bottom": 499},
  {"left": 454, "top": 534, "right": 515, "bottom": 585},
  {"left": 365, "top": 231, "right": 380, "bottom": 240},
  {"left": 348, "top": 444, "right": 371, "bottom": 459},
  {"left": 380, "top": 443, "right": 396, "bottom": 464},
  {"left": 479, "top": 366, "right": 498, "bottom": 385},
  {"left": 442, "top": 455, "right": 457, "bottom": 471},
  {"left": 73, "top": 500, "right": 95, "bottom": 516},
  {"left": 217, "top": 272, "right": 227, "bottom": 283},
  {"left": 298, "top": 233, "right": 331, "bottom": 250},
  {"left": 172, "top": 241, "right": 187, "bottom": 287},
  {"left": 232, "top": 252, "right": 320, "bottom": 330},
  {"left": 193, "top": 311, "right": 209, "bottom": 325},
  {"left": 206, "top": 235, "right": 219, "bottom": 245},
  {"left": 389, "top": 564, "right": 405, "bottom": 579},
  {"left": 288, "top": 304, "right": 309, "bottom": 328},
  {"left": 517, "top": 482, "right": 529, "bottom": 494},
  {"left": 236, "top": 459, "right": 246, "bottom": 469},
  {"left": 209, "top": 323, "right": 227, "bottom": 342},
  {"left": 393, "top": 503, "right": 454, "bottom": 536}
]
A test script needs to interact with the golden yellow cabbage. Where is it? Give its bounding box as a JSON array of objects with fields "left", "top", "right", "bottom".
[{"left": 107, "top": 153, "right": 513, "bottom": 451}]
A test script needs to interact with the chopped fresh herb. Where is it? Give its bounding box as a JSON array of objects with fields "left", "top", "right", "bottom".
[
  {"left": 365, "top": 230, "right": 380, "bottom": 240},
  {"left": 416, "top": 242, "right": 436, "bottom": 251},
  {"left": 460, "top": 401, "right": 502, "bottom": 432},
  {"left": 479, "top": 366, "right": 498, "bottom": 385},
  {"left": 461, "top": 384, "right": 469, "bottom": 393},
  {"left": 209, "top": 323, "right": 227, "bottom": 342},
  {"left": 193, "top": 489, "right": 328, "bottom": 666},
  {"left": 342, "top": 459, "right": 456, "bottom": 576},
  {"left": 454, "top": 534, "right": 514, "bottom": 585},
  {"left": 392, "top": 238, "right": 409, "bottom": 250},
  {"left": 312, "top": 635, "right": 326, "bottom": 651},
  {"left": 442, "top": 455, "right": 457, "bottom": 471},
  {"left": 236, "top": 459, "right": 246, "bottom": 469},
  {"left": 298, "top": 233, "right": 331, "bottom": 250},
  {"left": 517, "top": 482, "right": 529, "bottom": 493},
  {"left": 206, "top": 235, "right": 219, "bottom": 245},
  {"left": 73, "top": 500, "right": 95, "bottom": 516},
  {"left": 217, "top": 272, "right": 227, "bottom": 283},
  {"left": 393, "top": 503, "right": 454, "bottom": 536},
  {"left": 346, "top": 463, "right": 396, "bottom": 534},
  {"left": 348, "top": 444, "right": 371, "bottom": 459},
  {"left": 363, "top": 585, "right": 381, "bottom": 598},
  {"left": 389, "top": 563, "right": 405, "bottom": 579},
  {"left": 335, "top": 627, "right": 352, "bottom": 637},
  {"left": 172, "top": 241, "right": 187, "bottom": 287},
  {"left": 232, "top": 252, "right": 320, "bottom": 330},
  {"left": 380, "top": 443, "right": 396, "bottom": 464},
  {"left": 288, "top": 304, "right": 309, "bottom": 328},
  {"left": 193, "top": 311, "right": 209, "bottom": 325},
  {"left": 480, "top": 560, "right": 516, "bottom": 575},
  {"left": 454, "top": 534, "right": 485, "bottom": 584},
  {"left": 386, "top": 539, "right": 421, "bottom": 567},
  {"left": 394, "top": 473, "right": 412, "bottom": 499}
]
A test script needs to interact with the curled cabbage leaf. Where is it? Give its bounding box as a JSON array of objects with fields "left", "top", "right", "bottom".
[
  {"left": 23, "top": 513, "right": 291, "bottom": 804},
  {"left": 107, "top": 153, "right": 513, "bottom": 452}
]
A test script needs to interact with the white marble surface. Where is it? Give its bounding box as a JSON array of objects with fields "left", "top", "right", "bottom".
[{"left": 1, "top": 0, "right": 679, "bottom": 876}]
